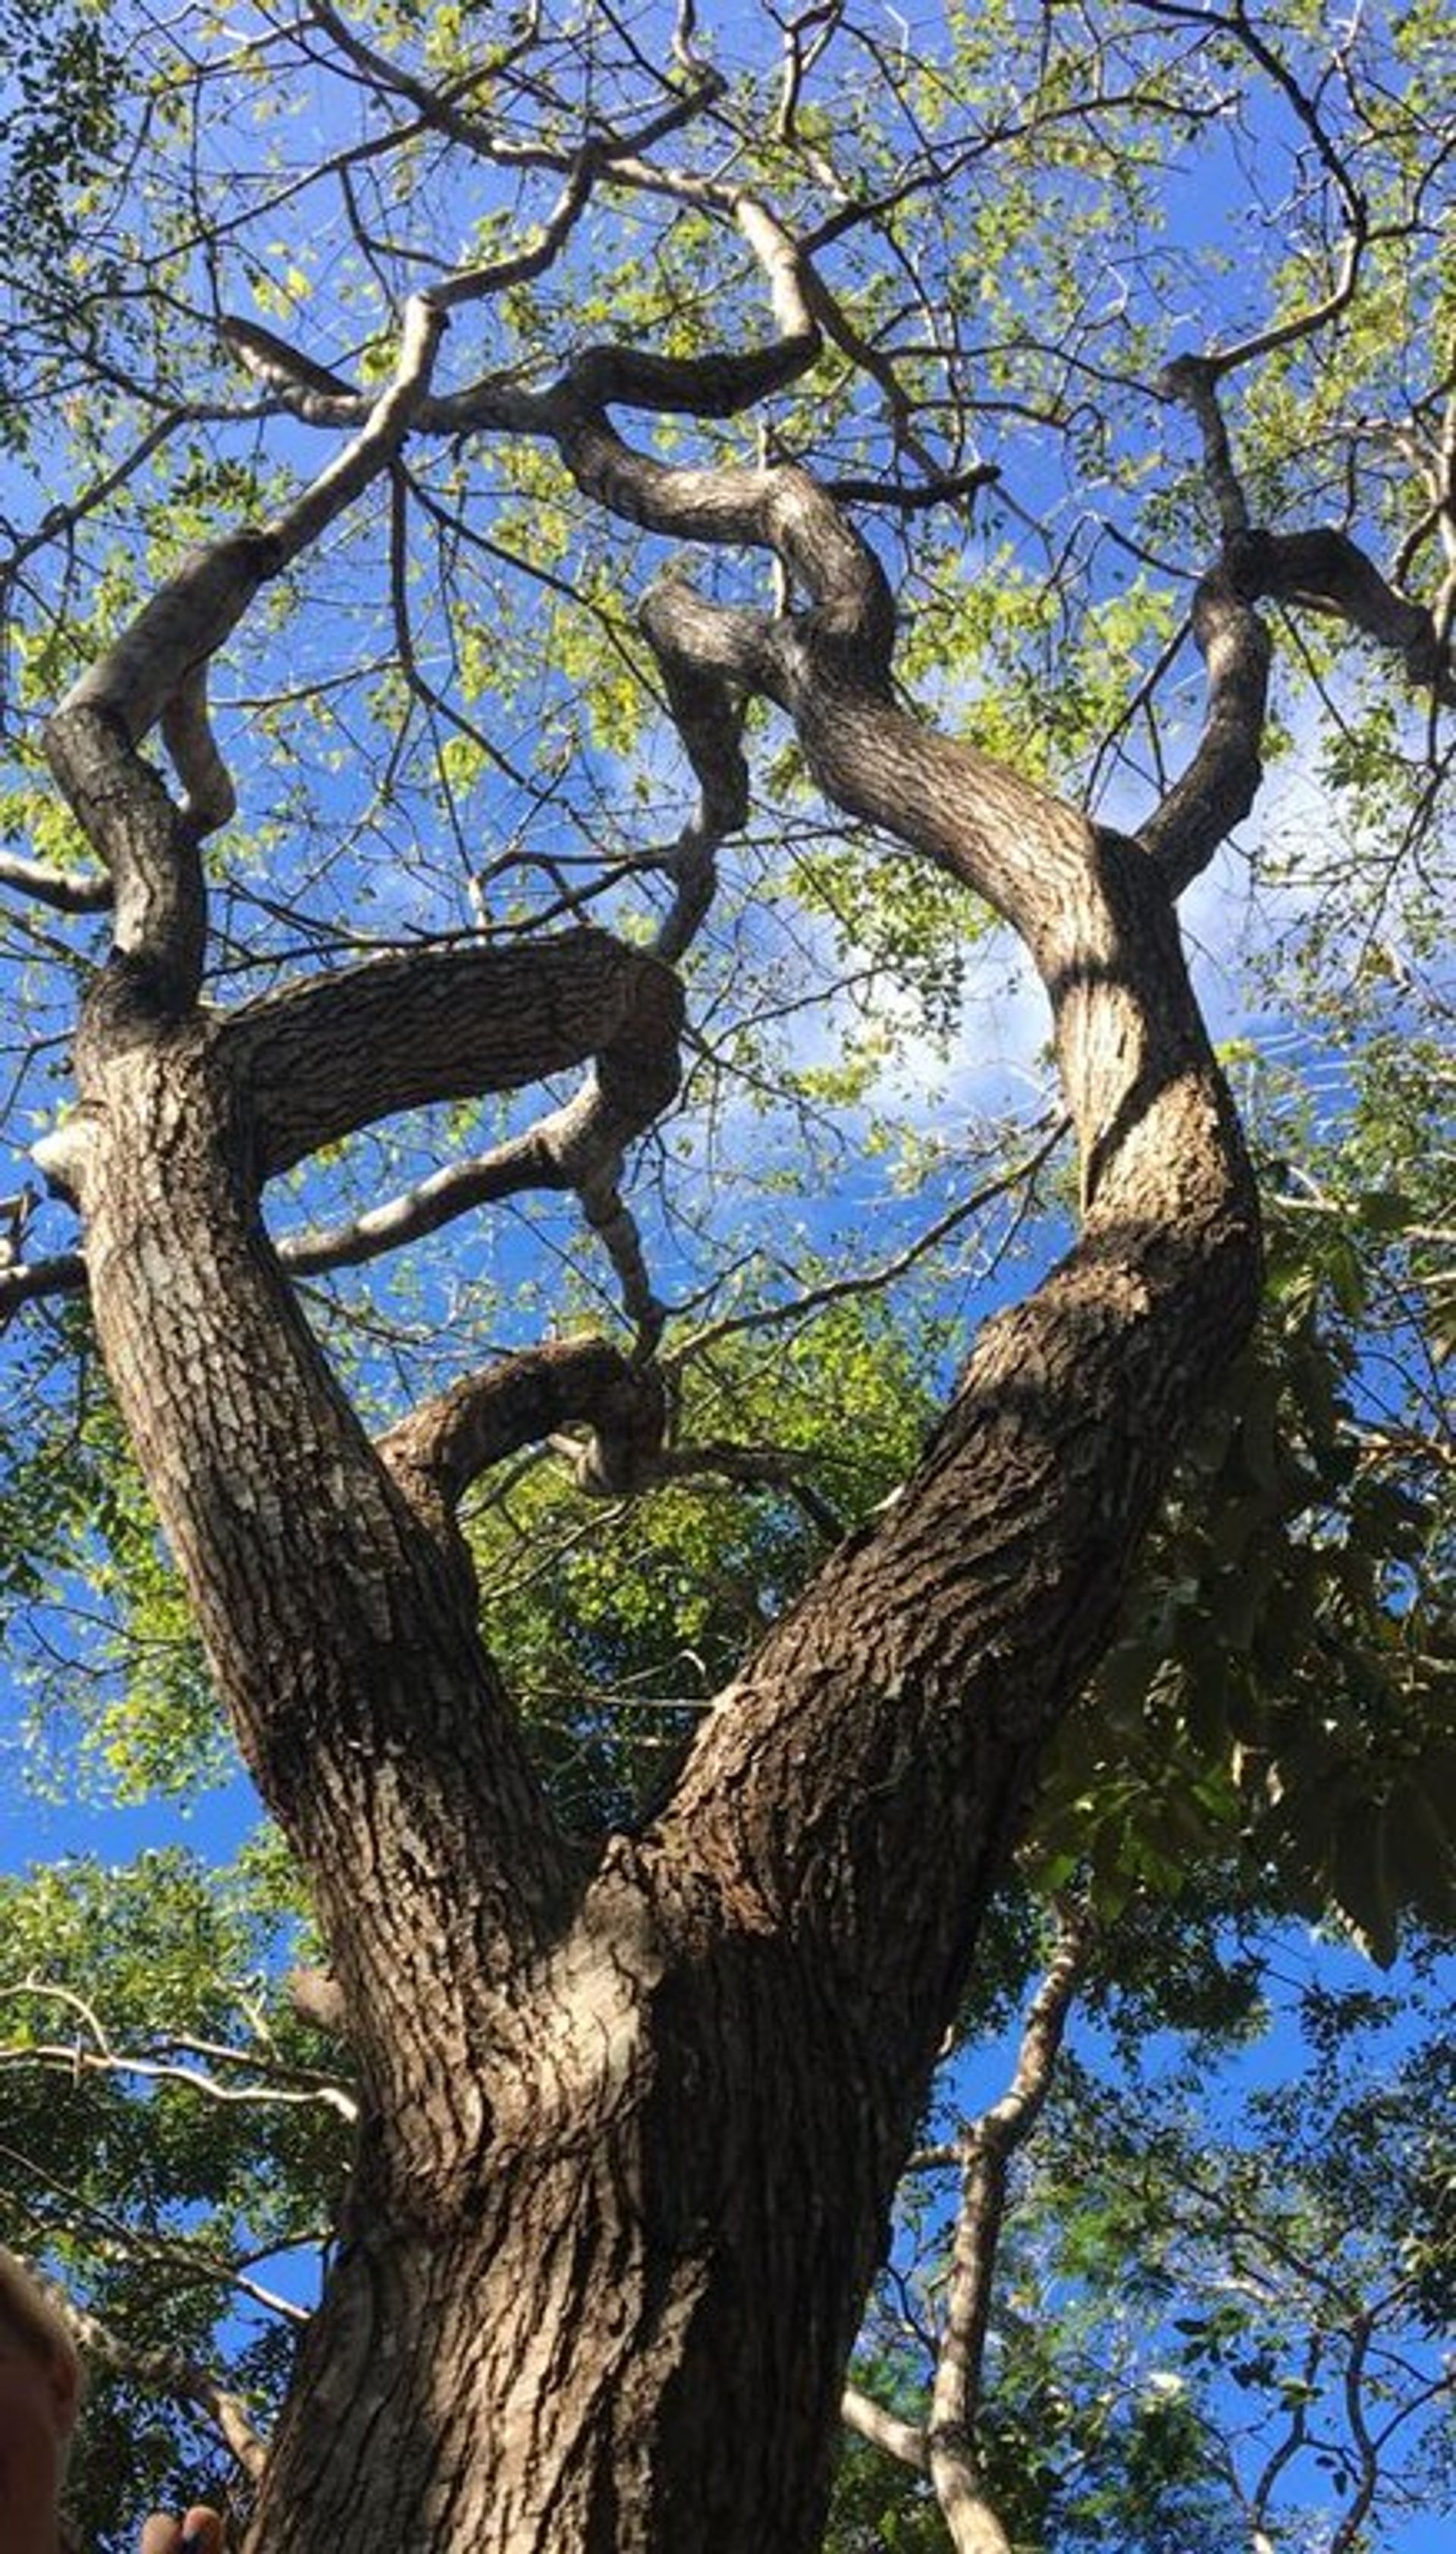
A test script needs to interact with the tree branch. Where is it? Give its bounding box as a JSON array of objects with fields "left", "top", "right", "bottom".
[
  {"left": 2, "top": 2146, "right": 310, "bottom": 2329},
  {"left": 489, "top": 207, "right": 1263, "bottom": 2060},
  {"left": 827, "top": 463, "right": 1001, "bottom": 514},
  {"left": 0, "top": 1246, "right": 87, "bottom": 1320},
  {"left": 642, "top": 1443, "right": 848, "bottom": 1544},
  {"left": 218, "top": 929, "right": 681, "bottom": 1187},
  {"left": 1257, "top": 526, "right": 1456, "bottom": 698},
  {"left": 44, "top": 288, "right": 448, "bottom": 1007},
  {"left": 1141, "top": 557, "right": 1272, "bottom": 891},
  {"left": 0, "top": 850, "right": 111, "bottom": 916},
  {"left": 840, "top": 2383, "right": 928, "bottom": 2472},
  {"left": 303, "top": 0, "right": 725, "bottom": 184},
  {"left": 1144, "top": 517, "right": 1456, "bottom": 887},
  {"left": 0, "top": 2038, "right": 357, "bottom": 2126},
  {"left": 925, "top": 1910, "right": 1089, "bottom": 2549},
  {"left": 209, "top": 187, "right": 824, "bottom": 448},
  {"left": 220, "top": 562, "right": 745, "bottom": 1324},
  {"left": 636, "top": 582, "right": 750, "bottom": 965},
  {"left": 1159, "top": 355, "right": 1251, "bottom": 539},
  {"left": 839, "top": 1913, "right": 1090, "bottom": 2554},
  {"left": 379, "top": 1338, "right": 668, "bottom": 1518},
  {"left": 25, "top": 2260, "right": 271, "bottom": 2483}
]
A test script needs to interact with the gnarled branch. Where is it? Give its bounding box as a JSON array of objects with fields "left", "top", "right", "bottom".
[
  {"left": 46, "top": 290, "right": 447, "bottom": 975},
  {"left": 380, "top": 1338, "right": 668, "bottom": 1519}
]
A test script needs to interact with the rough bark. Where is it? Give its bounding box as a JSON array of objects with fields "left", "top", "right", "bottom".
[{"left": 52, "top": 664, "right": 1257, "bottom": 2554}]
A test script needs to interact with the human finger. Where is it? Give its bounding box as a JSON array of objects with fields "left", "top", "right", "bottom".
[
  {"left": 139, "top": 2508, "right": 225, "bottom": 2554},
  {"left": 180, "top": 2510, "right": 226, "bottom": 2553}
]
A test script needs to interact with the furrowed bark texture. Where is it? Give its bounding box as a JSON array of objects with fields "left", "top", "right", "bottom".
[{"left": 46, "top": 321, "right": 1266, "bottom": 2552}]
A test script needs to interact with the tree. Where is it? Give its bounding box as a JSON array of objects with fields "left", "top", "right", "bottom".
[{"left": 0, "top": 5, "right": 1451, "bottom": 2549}]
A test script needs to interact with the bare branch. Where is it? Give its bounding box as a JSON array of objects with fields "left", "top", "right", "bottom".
[
  {"left": 1159, "top": 356, "right": 1251, "bottom": 539},
  {"left": 1201, "top": 221, "right": 1365, "bottom": 382},
  {"left": 249, "top": 525, "right": 754, "bottom": 1314},
  {"left": 32, "top": 290, "right": 446, "bottom": 1041},
  {"left": 218, "top": 315, "right": 359, "bottom": 404},
  {"left": 840, "top": 2383, "right": 928, "bottom": 2472},
  {"left": 0, "top": 2037, "right": 357, "bottom": 2126},
  {"left": 0, "top": 852, "right": 111, "bottom": 915},
  {"left": 1144, "top": 517, "right": 1454, "bottom": 888},
  {"left": 827, "top": 464, "right": 1000, "bottom": 514},
  {"left": 0, "top": 407, "right": 260, "bottom": 594},
  {"left": 304, "top": 0, "right": 725, "bottom": 181},
  {"left": 636, "top": 576, "right": 749, "bottom": 965},
  {"left": 1142, "top": 558, "right": 1272, "bottom": 891},
  {"left": 300, "top": 0, "right": 573, "bottom": 169},
  {"left": 42, "top": 705, "right": 209, "bottom": 1012},
  {"left": 212, "top": 187, "right": 823, "bottom": 451},
  {"left": 46, "top": 288, "right": 447, "bottom": 975},
  {"left": 924, "top": 1909, "right": 1090, "bottom": 2549},
  {"left": 1136, "top": 0, "right": 1369, "bottom": 244},
  {"left": 222, "top": 138, "right": 606, "bottom": 394},
  {"left": 839, "top": 1913, "right": 1091, "bottom": 2551}
]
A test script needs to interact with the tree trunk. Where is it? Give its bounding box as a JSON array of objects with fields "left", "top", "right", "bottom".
[
  {"left": 61, "top": 903, "right": 1254, "bottom": 2548},
  {"left": 248, "top": 1841, "right": 921, "bottom": 2552},
  {"left": 59, "top": 982, "right": 918, "bottom": 2551},
  {"left": 39, "top": 228, "right": 1263, "bottom": 2546}
]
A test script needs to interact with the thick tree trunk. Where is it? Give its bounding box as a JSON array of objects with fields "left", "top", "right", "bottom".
[
  {"left": 62, "top": 922, "right": 1254, "bottom": 2550},
  {"left": 39, "top": 228, "right": 1263, "bottom": 2546},
  {"left": 49, "top": 633, "right": 1260, "bottom": 2549},
  {"left": 249, "top": 1846, "right": 914, "bottom": 2552},
  {"left": 61, "top": 982, "right": 928, "bottom": 2552}
]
